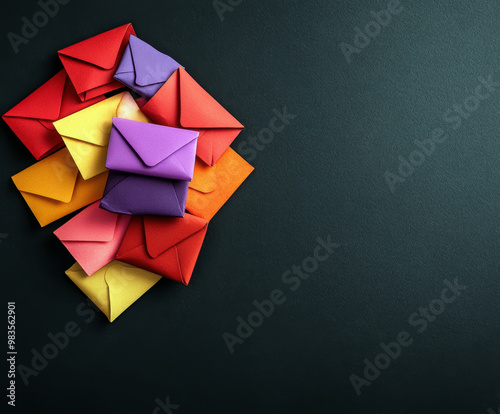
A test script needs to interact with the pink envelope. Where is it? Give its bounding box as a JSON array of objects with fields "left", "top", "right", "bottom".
[{"left": 53, "top": 202, "right": 131, "bottom": 276}]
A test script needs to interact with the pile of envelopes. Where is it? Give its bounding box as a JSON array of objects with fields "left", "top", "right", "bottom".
[{"left": 4, "top": 23, "right": 254, "bottom": 322}]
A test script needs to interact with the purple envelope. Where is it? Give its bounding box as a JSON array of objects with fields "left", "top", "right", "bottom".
[
  {"left": 106, "top": 117, "right": 198, "bottom": 181},
  {"left": 114, "top": 35, "right": 182, "bottom": 99},
  {"left": 100, "top": 171, "right": 188, "bottom": 217}
]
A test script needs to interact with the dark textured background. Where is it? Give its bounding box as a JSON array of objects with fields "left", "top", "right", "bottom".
[{"left": 1, "top": 1, "right": 500, "bottom": 413}]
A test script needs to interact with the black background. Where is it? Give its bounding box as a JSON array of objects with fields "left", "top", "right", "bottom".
[{"left": 1, "top": 1, "right": 500, "bottom": 413}]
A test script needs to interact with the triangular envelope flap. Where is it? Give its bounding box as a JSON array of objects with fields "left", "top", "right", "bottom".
[
  {"left": 54, "top": 202, "right": 118, "bottom": 242},
  {"left": 189, "top": 158, "right": 217, "bottom": 193},
  {"left": 144, "top": 215, "right": 208, "bottom": 258},
  {"left": 59, "top": 24, "right": 134, "bottom": 70},
  {"left": 12, "top": 149, "right": 78, "bottom": 203},
  {"left": 129, "top": 35, "right": 181, "bottom": 86},
  {"left": 66, "top": 262, "right": 85, "bottom": 275},
  {"left": 59, "top": 75, "right": 105, "bottom": 117},
  {"left": 112, "top": 117, "right": 198, "bottom": 167},
  {"left": 115, "top": 43, "right": 133, "bottom": 75},
  {"left": 178, "top": 68, "right": 243, "bottom": 129},
  {"left": 104, "top": 261, "right": 160, "bottom": 322},
  {"left": 4, "top": 70, "right": 65, "bottom": 121},
  {"left": 54, "top": 94, "right": 124, "bottom": 146},
  {"left": 103, "top": 171, "right": 129, "bottom": 197}
]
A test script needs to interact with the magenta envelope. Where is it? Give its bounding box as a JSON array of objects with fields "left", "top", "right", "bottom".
[
  {"left": 114, "top": 35, "right": 183, "bottom": 99},
  {"left": 106, "top": 117, "right": 198, "bottom": 181},
  {"left": 53, "top": 202, "right": 131, "bottom": 276},
  {"left": 100, "top": 171, "right": 188, "bottom": 217}
]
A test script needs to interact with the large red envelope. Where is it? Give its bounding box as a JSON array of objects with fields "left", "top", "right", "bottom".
[
  {"left": 140, "top": 67, "right": 243, "bottom": 166},
  {"left": 116, "top": 214, "right": 208, "bottom": 285},
  {"left": 58, "top": 23, "right": 136, "bottom": 101},
  {"left": 2, "top": 70, "right": 104, "bottom": 160}
]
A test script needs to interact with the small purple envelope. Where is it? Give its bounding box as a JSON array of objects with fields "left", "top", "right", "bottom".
[
  {"left": 114, "top": 35, "right": 182, "bottom": 99},
  {"left": 106, "top": 117, "right": 198, "bottom": 181},
  {"left": 100, "top": 171, "right": 188, "bottom": 217}
]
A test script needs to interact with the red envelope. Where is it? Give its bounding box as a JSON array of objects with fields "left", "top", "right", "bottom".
[
  {"left": 2, "top": 70, "right": 104, "bottom": 160},
  {"left": 116, "top": 214, "right": 208, "bottom": 285},
  {"left": 58, "top": 23, "right": 136, "bottom": 101},
  {"left": 141, "top": 67, "right": 243, "bottom": 166}
]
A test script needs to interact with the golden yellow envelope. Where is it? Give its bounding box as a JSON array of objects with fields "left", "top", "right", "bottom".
[
  {"left": 65, "top": 260, "right": 162, "bottom": 322},
  {"left": 11, "top": 148, "right": 108, "bottom": 227},
  {"left": 53, "top": 92, "right": 150, "bottom": 180}
]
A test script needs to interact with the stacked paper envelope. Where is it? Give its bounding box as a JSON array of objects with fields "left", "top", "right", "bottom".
[
  {"left": 53, "top": 92, "right": 149, "bottom": 180},
  {"left": 2, "top": 70, "right": 104, "bottom": 159},
  {"left": 102, "top": 117, "right": 199, "bottom": 216},
  {"left": 5, "top": 23, "right": 254, "bottom": 321},
  {"left": 58, "top": 23, "right": 136, "bottom": 100},
  {"left": 141, "top": 67, "right": 244, "bottom": 166},
  {"left": 114, "top": 35, "right": 183, "bottom": 98}
]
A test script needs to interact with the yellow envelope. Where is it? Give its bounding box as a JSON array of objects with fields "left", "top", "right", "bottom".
[
  {"left": 53, "top": 92, "right": 150, "bottom": 180},
  {"left": 66, "top": 260, "right": 162, "bottom": 322},
  {"left": 11, "top": 148, "right": 108, "bottom": 227}
]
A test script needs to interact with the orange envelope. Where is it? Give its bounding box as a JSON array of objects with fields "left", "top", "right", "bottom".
[
  {"left": 141, "top": 67, "right": 244, "bottom": 166},
  {"left": 186, "top": 148, "right": 254, "bottom": 221},
  {"left": 11, "top": 148, "right": 108, "bottom": 227},
  {"left": 58, "top": 24, "right": 136, "bottom": 101},
  {"left": 54, "top": 202, "right": 131, "bottom": 276},
  {"left": 2, "top": 70, "right": 104, "bottom": 160}
]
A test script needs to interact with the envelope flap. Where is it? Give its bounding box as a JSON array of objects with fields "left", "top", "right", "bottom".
[
  {"left": 129, "top": 35, "right": 182, "bottom": 86},
  {"left": 12, "top": 149, "right": 78, "bottom": 203},
  {"left": 189, "top": 158, "right": 217, "bottom": 193},
  {"left": 58, "top": 24, "right": 134, "bottom": 70},
  {"left": 178, "top": 68, "right": 243, "bottom": 129},
  {"left": 65, "top": 262, "right": 111, "bottom": 319},
  {"left": 104, "top": 261, "right": 161, "bottom": 322},
  {"left": 54, "top": 202, "right": 118, "bottom": 242},
  {"left": 144, "top": 215, "right": 208, "bottom": 258},
  {"left": 112, "top": 117, "right": 198, "bottom": 167},
  {"left": 4, "top": 70, "right": 65, "bottom": 121},
  {"left": 54, "top": 93, "right": 125, "bottom": 146}
]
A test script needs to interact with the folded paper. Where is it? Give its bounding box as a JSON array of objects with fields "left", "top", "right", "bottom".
[
  {"left": 2, "top": 70, "right": 104, "bottom": 160},
  {"left": 116, "top": 214, "right": 208, "bottom": 285},
  {"left": 58, "top": 23, "right": 136, "bottom": 101},
  {"left": 11, "top": 148, "right": 108, "bottom": 227},
  {"left": 141, "top": 68, "right": 243, "bottom": 166},
  {"left": 53, "top": 92, "right": 150, "bottom": 180},
  {"left": 66, "top": 260, "right": 161, "bottom": 322},
  {"left": 106, "top": 117, "right": 198, "bottom": 181},
  {"left": 100, "top": 171, "right": 188, "bottom": 217},
  {"left": 114, "top": 35, "right": 182, "bottom": 99},
  {"left": 187, "top": 148, "right": 254, "bottom": 220},
  {"left": 54, "top": 202, "right": 131, "bottom": 276}
]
